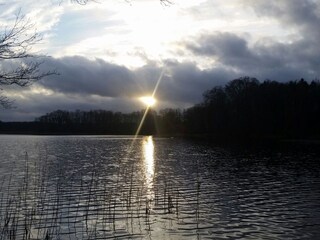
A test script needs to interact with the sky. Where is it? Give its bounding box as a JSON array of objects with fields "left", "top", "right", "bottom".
[{"left": 0, "top": 0, "right": 319, "bottom": 121}]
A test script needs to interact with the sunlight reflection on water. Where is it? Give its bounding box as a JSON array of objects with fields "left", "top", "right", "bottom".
[{"left": 143, "top": 136, "right": 155, "bottom": 202}]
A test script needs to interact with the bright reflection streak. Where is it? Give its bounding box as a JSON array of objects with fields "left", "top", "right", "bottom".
[{"left": 143, "top": 136, "right": 155, "bottom": 201}]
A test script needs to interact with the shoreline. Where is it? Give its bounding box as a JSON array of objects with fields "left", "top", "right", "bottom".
[{"left": 1, "top": 132, "right": 320, "bottom": 145}]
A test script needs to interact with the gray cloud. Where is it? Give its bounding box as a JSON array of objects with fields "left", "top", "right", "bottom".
[
  {"left": 40, "top": 57, "right": 138, "bottom": 97},
  {"left": 39, "top": 56, "right": 233, "bottom": 103},
  {"left": 182, "top": 0, "right": 320, "bottom": 81},
  {"left": 185, "top": 31, "right": 320, "bottom": 81},
  {"left": 248, "top": 0, "right": 320, "bottom": 40},
  {"left": 158, "top": 61, "right": 234, "bottom": 103},
  {"left": 186, "top": 33, "right": 255, "bottom": 68}
]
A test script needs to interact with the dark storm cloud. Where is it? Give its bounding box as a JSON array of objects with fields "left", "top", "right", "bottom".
[
  {"left": 157, "top": 61, "right": 234, "bottom": 103},
  {"left": 40, "top": 56, "right": 138, "bottom": 97},
  {"left": 185, "top": 31, "right": 320, "bottom": 81},
  {"left": 186, "top": 33, "right": 255, "bottom": 68},
  {"left": 38, "top": 56, "right": 233, "bottom": 105}
]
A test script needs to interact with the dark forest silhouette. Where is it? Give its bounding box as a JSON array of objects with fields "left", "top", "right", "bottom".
[
  {"left": 185, "top": 77, "right": 320, "bottom": 140},
  {"left": 1, "top": 77, "right": 320, "bottom": 140}
]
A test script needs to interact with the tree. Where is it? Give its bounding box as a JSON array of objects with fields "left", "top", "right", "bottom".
[{"left": 0, "top": 12, "right": 56, "bottom": 109}]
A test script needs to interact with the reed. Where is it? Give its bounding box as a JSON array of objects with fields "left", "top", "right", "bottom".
[{"left": 0, "top": 140, "right": 189, "bottom": 240}]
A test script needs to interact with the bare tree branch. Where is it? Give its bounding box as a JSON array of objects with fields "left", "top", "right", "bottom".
[
  {"left": 160, "top": 0, "right": 173, "bottom": 6},
  {"left": 71, "top": 0, "right": 90, "bottom": 5},
  {"left": 0, "top": 61, "right": 57, "bottom": 87},
  {"left": 0, "top": 11, "right": 56, "bottom": 109},
  {"left": 0, "top": 11, "right": 40, "bottom": 59},
  {"left": 0, "top": 95, "right": 14, "bottom": 109}
]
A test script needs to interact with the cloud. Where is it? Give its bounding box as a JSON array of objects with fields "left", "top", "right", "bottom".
[
  {"left": 39, "top": 56, "right": 232, "bottom": 102},
  {"left": 186, "top": 32, "right": 254, "bottom": 66},
  {"left": 0, "top": 1, "right": 62, "bottom": 30},
  {"left": 247, "top": 0, "right": 320, "bottom": 40},
  {"left": 183, "top": 0, "right": 320, "bottom": 77},
  {"left": 57, "top": 56, "right": 235, "bottom": 98},
  {"left": 184, "top": 31, "right": 320, "bottom": 81},
  {"left": 39, "top": 56, "right": 138, "bottom": 97},
  {"left": 157, "top": 61, "right": 234, "bottom": 103}
]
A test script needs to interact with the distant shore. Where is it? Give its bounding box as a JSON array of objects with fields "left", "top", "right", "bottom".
[{"left": 1, "top": 129, "right": 320, "bottom": 146}]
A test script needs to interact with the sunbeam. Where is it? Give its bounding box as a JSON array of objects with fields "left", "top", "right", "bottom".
[
  {"left": 134, "top": 66, "right": 166, "bottom": 138},
  {"left": 123, "top": 66, "right": 166, "bottom": 162}
]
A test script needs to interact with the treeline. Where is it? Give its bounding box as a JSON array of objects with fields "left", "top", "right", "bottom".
[
  {"left": 36, "top": 110, "right": 146, "bottom": 135},
  {"left": 0, "top": 108, "right": 184, "bottom": 135},
  {"left": 34, "top": 108, "right": 185, "bottom": 135},
  {"left": 1, "top": 77, "right": 320, "bottom": 140},
  {"left": 184, "top": 77, "right": 320, "bottom": 140}
]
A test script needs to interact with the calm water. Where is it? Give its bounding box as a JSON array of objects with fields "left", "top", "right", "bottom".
[{"left": 0, "top": 135, "right": 320, "bottom": 239}]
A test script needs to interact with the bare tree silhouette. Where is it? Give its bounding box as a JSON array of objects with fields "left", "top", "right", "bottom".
[{"left": 0, "top": 12, "right": 56, "bottom": 108}]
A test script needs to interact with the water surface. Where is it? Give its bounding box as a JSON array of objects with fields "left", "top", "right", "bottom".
[{"left": 0, "top": 135, "right": 319, "bottom": 239}]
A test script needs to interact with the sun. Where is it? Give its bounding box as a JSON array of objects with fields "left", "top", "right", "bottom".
[{"left": 140, "top": 96, "right": 156, "bottom": 107}]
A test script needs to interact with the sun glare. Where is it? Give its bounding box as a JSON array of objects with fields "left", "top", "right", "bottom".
[{"left": 140, "top": 96, "right": 156, "bottom": 107}]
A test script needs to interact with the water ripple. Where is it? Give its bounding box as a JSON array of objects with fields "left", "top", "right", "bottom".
[{"left": 0, "top": 135, "right": 319, "bottom": 239}]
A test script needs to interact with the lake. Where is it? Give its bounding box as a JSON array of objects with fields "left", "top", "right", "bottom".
[{"left": 0, "top": 135, "right": 320, "bottom": 239}]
